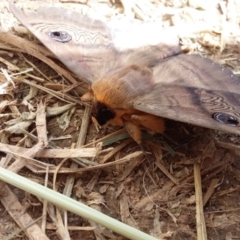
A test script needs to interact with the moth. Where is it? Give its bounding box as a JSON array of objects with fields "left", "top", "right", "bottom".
[{"left": 10, "top": 2, "right": 240, "bottom": 143}]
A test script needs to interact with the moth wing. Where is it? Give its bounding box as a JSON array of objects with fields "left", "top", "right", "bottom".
[
  {"left": 9, "top": 2, "right": 180, "bottom": 84},
  {"left": 133, "top": 54, "right": 240, "bottom": 135}
]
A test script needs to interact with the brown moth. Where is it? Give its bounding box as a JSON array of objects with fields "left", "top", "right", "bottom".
[{"left": 10, "top": 2, "right": 240, "bottom": 143}]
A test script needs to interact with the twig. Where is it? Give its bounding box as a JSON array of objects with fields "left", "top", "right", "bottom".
[{"left": 194, "top": 163, "right": 207, "bottom": 240}]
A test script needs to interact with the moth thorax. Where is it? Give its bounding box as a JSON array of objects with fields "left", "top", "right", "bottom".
[{"left": 92, "top": 65, "right": 154, "bottom": 108}]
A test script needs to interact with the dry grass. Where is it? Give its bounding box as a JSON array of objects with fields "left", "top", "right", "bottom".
[{"left": 0, "top": 0, "right": 240, "bottom": 239}]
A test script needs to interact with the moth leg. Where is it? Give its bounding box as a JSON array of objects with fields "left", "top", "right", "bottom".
[
  {"left": 124, "top": 120, "right": 151, "bottom": 160},
  {"left": 81, "top": 91, "right": 93, "bottom": 102},
  {"left": 124, "top": 121, "right": 142, "bottom": 144},
  {"left": 131, "top": 114, "right": 165, "bottom": 134}
]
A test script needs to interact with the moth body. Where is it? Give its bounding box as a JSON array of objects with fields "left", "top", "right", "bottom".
[{"left": 83, "top": 65, "right": 165, "bottom": 143}]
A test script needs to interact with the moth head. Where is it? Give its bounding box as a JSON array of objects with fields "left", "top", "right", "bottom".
[{"left": 91, "top": 101, "right": 115, "bottom": 126}]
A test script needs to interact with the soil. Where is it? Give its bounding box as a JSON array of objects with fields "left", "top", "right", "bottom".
[{"left": 0, "top": 0, "right": 240, "bottom": 240}]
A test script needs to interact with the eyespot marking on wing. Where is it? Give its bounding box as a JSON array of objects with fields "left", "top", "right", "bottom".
[
  {"left": 47, "top": 31, "right": 72, "bottom": 43},
  {"left": 213, "top": 113, "right": 239, "bottom": 127}
]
